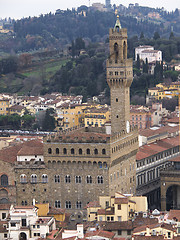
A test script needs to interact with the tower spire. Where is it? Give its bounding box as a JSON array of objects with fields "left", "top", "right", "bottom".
[{"left": 113, "top": 15, "right": 121, "bottom": 31}]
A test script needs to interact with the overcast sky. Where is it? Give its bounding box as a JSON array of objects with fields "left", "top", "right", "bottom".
[{"left": 0, "top": 0, "right": 179, "bottom": 20}]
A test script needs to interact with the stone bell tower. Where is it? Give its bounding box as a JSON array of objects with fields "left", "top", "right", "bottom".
[
  {"left": 107, "top": 16, "right": 139, "bottom": 195},
  {"left": 106, "top": 15, "right": 133, "bottom": 134}
]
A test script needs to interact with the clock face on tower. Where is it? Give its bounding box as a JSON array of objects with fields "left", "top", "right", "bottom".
[{"left": 126, "top": 120, "right": 130, "bottom": 133}]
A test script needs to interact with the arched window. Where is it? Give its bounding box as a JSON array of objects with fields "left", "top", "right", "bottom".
[
  {"left": 94, "top": 148, "right": 98, "bottom": 155},
  {"left": 42, "top": 174, "right": 48, "bottom": 183},
  {"left": 1, "top": 174, "right": 8, "bottom": 186},
  {"left": 31, "top": 174, "right": 37, "bottom": 183},
  {"left": 65, "top": 175, "right": 71, "bottom": 183},
  {"left": 86, "top": 175, "right": 92, "bottom": 184},
  {"left": 56, "top": 148, "right": 59, "bottom": 154},
  {"left": 102, "top": 149, "right": 106, "bottom": 155},
  {"left": 71, "top": 148, "right": 75, "bottom": 154},
  {"left": 54, "top": 175, "right": 60, "bottom": 183},
  {"left": 76, "top": 201, "right": 82, "bottom": 209},
  {"left": 123, "top": 41, "right": 126, "bottom": 60},
  {"left": 114, "top": 42, "right": 118, "bottom": 63},
  {"left": 97, "top": 175, "right": 103, "bottom": 184},
  {"left": 48, "top": 148, "right": 52, "bottom": 154},
  {"left": 65, "top": 201, "right": 71, "bottom": 209},
  {"left": 75, "top": 176, "right": 82, "bottom": 183},
  {"left": 79, "top": 148, "right": 82, "bottom": 155},
  {"left": 98, "top": 162, "right": 102, "bottom": 168},
  {"left": 86, "top": 148, "right": 90, "bottom": 155},
  {"left": 20, "top": 174, "right": 27, "bottom": 183},
  {"left": 63, "top": 148, "right": 67, "bottom": 154},
  {"left": 22, "top": 200, "right": 27, "bottom": 206},
  {"left": 55, "top": 200, "right": 61, "bottom": 208}
]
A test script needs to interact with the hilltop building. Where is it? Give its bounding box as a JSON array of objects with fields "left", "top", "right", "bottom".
[{"left": 135, "top": 45, "right": 162, "bottom": 63}]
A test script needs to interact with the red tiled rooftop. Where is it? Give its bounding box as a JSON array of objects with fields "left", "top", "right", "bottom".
[
  {"left": 85, "top": 229, "right": 115, "bottom": 239},
  {"left": 85, "top": 201, "right": 101, "bottom": 208}
]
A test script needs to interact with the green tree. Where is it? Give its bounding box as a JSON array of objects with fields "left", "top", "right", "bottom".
[
  {"left": 153, "top": 31, "right": 160, "bottom": 40},
  {"left": 42, "top": 108, "right": 55, "bottom": 131}
]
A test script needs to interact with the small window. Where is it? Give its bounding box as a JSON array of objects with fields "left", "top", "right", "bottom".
[
  {"left": 76, "top": 201, "right": 82, "bottom": 209},
  {"left": 2, "top": 213, "right": 6, "bottom": 219},
  {"left": 1, "top": 174, "right": 8, "bottom": 186},
  {"left": 127, "top": 230, "right": 131, "bottom": 235},
  {"left": 56, "top": 148, "right": 59, "bottom": 154},
  {"left": 55, "top": 200, "right": 61, "bottom": 208},
  {"left": 97, "top": 176, "right": 103, "bottom": 184},
  {"left": 86, "top": 175, "right": 92, "bottom": 184},
  {"left": 48, "top": 148, "right": 52, "bottom": 154},
  {"left": 79, "top": 148, "right": 82, "bottom": 155},
  {"left": 71, "top": 148, "right": 75, "bottom": 154},
  {"left": 42, "top": 174, "right": 48, "bottom": 183},
  {"left": 75, "top": 176, "right": 82, "bottom": 183},
  {"left": 31, "top": 174, "right": 37, "bottom": 183},
  {"left": 87, "top": 148, "right": 90, "bottom": 154},
  {"left": 65, "top": 175, "right": 71, "bottom": 183},
  {"left": 94, "top": 148, "right": 98, "bottom": 155},
  {"left": 102, "top": 149, "right": 106, "bottom": 155},
  {"left": 20, "top": 174, "right": 27, "bottom": 183},
  {"left": 55, "top": 175, "right": 60, "bottom": 183},
  {"left": 65, "top": 201, "right": 71, "bottom": 209},
  {"left": 63, "top": 148, "right": 67, "bottom": 154},
  {"left": 118, "top": 230, "right": 122, "bottom": 235}
]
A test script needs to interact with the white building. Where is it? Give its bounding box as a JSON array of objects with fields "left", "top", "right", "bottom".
[
  {"left": 7, "top": 205, "right": 56, "bottom": 240},
  {"left": 135, "top": 45, "right": 162, "bottom": 63}
]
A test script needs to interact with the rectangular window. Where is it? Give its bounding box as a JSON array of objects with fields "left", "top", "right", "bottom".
[
  {"left": 105, "top": 201, "right": 109, "bottom": 208},
  {"left": 11, "top": 223, "right": 16, "bottom": 227},
  {"left": 107, "top": 216, "right": 110, "bottom": 221},
  {"left": 37, "top": 225, "right": 40, "bottom": 228},
  {"left": 118, "top": 230, "right": 122, "bottom": 235},
  {"left": 22, "top": 219, "right": 26, "bottom": 227},
  {"left": 111, "top": 217, "right": 114, "bottom": 221},
  {"left": 118, "top": 204, "right": 121, "bottom": 210},
  {"left": 127, "top": 230, "right": 131, "bottom": 235},
  {"left": 118, "top": 216, "right": 121, "bottom": 221},
  {"left": 2, "top": 213, "right": 6, "bottom": 219},
  {"left": 99, "top": 216, "right": 103, "bottom": 221}
]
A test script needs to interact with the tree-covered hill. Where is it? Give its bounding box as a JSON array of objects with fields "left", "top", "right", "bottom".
[{"left": 1, "top": 7, "right": 179, "bottom": 53}]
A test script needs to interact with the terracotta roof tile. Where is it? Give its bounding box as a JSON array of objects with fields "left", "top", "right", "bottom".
[
  {"left": 114, "top": 198, "right": 128, "bottom": 204},
  {"left": 0, "top": 139, "right": 43, "bottom": 163},
  {"left": 85, "top": 201, "right": 101, "bottom": 208},
  {"left": 167, "top": 209, "right": 180, "bottom": 221},
  {"left": 85, "top": 230, "right": 115, "bottom": 239}
]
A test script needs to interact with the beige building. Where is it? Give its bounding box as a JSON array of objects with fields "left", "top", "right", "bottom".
[
  {"left": 0, "top": 99, "right": 9, "bottom": 115},
  {"left": 84, "top": 106, "right": 111, "bottom": 127},
  {"left": 87, "top": 192, "right": 147, "bottom": 222}
]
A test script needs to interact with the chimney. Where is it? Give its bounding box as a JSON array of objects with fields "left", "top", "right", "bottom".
[{"left": 77, "top": 224, "right": 84, "bottom": 238}]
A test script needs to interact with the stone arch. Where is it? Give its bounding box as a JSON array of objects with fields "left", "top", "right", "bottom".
[
  {"left": 48, "top": 148, "right": 52, "bottom": 154},
  {"left": 1, "top": 174, "right": 8, "bottom": 186},
  {"left": 94, "top": 148, "right": 98, "bottom": 155},
  {"left": 19, "top": 232, "right": 27, "bottom": 240},
  {"left": 0, "top": 189, "right": 8, "bottom": 204},
  {"left": 48, "top": 160, "right": 51, "bottom": 168}
]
